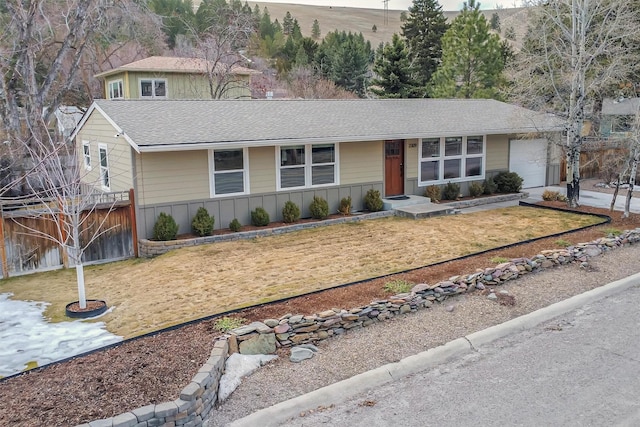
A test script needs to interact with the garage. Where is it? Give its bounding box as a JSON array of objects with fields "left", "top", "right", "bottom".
[{"left": 509, "top": 139, "right": 548, "bottom": 188}]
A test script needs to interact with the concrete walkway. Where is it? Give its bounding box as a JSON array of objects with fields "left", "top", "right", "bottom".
[{"left": 231, "top": 273, "right": 640, "bottom": 427}]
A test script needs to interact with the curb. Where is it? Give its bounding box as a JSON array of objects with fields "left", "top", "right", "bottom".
[{"left": 228, "top": 271, "right": 640, "bottom": 427}]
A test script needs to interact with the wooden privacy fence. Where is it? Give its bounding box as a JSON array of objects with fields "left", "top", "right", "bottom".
[
  {"left": 0, "top": 189, "right": 137, "bottom": 278},
  {"left": 560, "top": 139, "right": 629, "bottom": 182}
]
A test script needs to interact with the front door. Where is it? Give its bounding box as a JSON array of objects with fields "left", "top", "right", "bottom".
[{"left": 384, "top": 140, "right": 404, "bottom": 197}]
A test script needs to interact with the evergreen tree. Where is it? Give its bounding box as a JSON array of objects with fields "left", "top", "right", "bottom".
[
  {"left": 371, "top": 33, "right": 421, "bottom": 98},
  {"left": 149, "top": 0, "right": 195, "bottom": 48},
  {"left": 329, "top": 32, "right": 371, "bottom": 96},
  {"left": 291, "top": 19, "right": 303, "bottom": 40},
  {"left": 401, "top": 0, "right": 449, "bottom": 88},
  {"left": 295, "top": 45, "right": 309, "bottom": 65},
  {"left": 490, "top": 12, "right": 501, "bottom": 32},
  {"left": 429, "top": 0, "right": 504, "bottom": 99},
  {"left": 259, "top": 7, "right": 276, "bottom": 39},
  {"left": 372, "top": 24, "right": 377, "bottom": 33},
  {"left": 283, "top": 11, "right": 294, "bottom": 35},
  {"left": 311, "top": 19, "right": 321, "bottom": 39}
]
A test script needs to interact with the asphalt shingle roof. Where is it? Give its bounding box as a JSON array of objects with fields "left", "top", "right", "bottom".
[
  {"left": 92, "top": 98, "right": 563, "bottom": 151},
  {"left": 93, "top": 56, "right": 256, "bottom": 78}
]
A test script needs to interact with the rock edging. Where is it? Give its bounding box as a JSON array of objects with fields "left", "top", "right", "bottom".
[
  {"left": 76, "top": 339, "right": 228, "bottom": 427},
  {"left": 228, "top": 228, "right": 640, "bottom": 352}
]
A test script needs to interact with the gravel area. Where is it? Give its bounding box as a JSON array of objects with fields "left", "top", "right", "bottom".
[{"left": 209, "top": 243, "right": 640, "bottom": 426}]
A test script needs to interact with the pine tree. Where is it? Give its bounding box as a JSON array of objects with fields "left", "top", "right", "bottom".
[
  {"left": 291, "top": 19, "right": 303, "bottom": 40},
  {"left": 283, "top": 11, "right": 294, "bottom": 35},
  {"left": 429, "top": 0, "right": 504, "bottom": 99},
  {"left": 401, "top": 0, "right": 449, "bottom": 88},
  {"left": 312, "top": 19, "right": 321, "bottom": 39},
  {"left": 371, "top": 33, "right": 421, "bottom": 98}
]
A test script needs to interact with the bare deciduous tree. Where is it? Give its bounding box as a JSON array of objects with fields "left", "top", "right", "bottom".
[{"left": 508, "top": 0, "right": 640, "bottom": 207}]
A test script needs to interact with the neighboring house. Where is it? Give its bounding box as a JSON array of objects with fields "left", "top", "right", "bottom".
[
  {"left": 72, "top": 98, "right": 563, "bottom": 240},
  {"left": 600, "top": 97, "right": 640, "bottom": 138},
  {"left": 94, "top": 56, "right": 256, "bottom": 101}
]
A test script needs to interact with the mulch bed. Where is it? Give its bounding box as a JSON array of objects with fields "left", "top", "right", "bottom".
[{"left": 1, "top": 202, "right": 638, "bottom": 427}]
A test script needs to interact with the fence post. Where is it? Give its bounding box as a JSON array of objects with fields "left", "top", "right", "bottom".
[
  {"left": 0, "top": 208, "right": 8, "bottom": 279},
  {"left": 129, "top": 188, "right": 139, "bottom": 258}
]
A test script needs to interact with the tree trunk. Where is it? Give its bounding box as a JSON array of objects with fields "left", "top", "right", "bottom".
[
  {"left": 611, "top": 174, "right": 620, "bottom": 212},
  {"left": 566, "top": 144, "right": 581, "bottom": 207},
  {"left": 76, "top": 262, "right": 87, "bottom": 309},
  {"left": 623, "top": 148, "right": 639, "bottom": 218}
]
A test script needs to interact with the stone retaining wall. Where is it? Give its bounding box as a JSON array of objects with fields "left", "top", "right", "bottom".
[
  {"left": 76, "top": 340, "right": 228, "bottom": 427},
  {"left": 445, "top": 192, "right": 528, "bottom": 209},
  {"left": 139, "top": 210, "right": 394, "bottom": 258},
  {"left": 229, "top": 229, "right": 640, "bottom": 352}
]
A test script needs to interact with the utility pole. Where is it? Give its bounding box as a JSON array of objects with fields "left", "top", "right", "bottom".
[{"left": 382, "top": 0, "right": 389, "bottom": 25}]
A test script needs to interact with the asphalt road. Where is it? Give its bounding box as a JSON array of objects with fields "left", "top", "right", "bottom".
[{"left": 277, "top": 282, "right": 640, "bottom": 427}]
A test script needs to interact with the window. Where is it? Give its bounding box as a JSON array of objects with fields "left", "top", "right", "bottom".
[
  {"left": 98, "top": 144, "right": 110, "bottom": 190},
  {"left": 140, "top": 79, "right": 167, "bottom": 98},
  {"left": 419, "top": 136, "right": 485, "bottom": 185},
  {"left": 612, "top": 115, "right": 632, "bottom": 133},
  {"left": 108, "top": 80, "right": 123, "bottom": 99},
  {"left": 82, "top": 141, "right": 91, "bottom": 170},
  {"left": 277, "top": 144, "right": 337, "bottom": 190},
  {"left": 209, "top": 148, "right": 248, "bottom": 196}
]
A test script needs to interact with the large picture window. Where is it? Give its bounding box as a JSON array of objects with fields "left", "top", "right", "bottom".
[
  {"left": 140, "top": 79, "right": 167, "bottom": 98},
  {"left": 210, "top": 148, "right": 248, "bottom": 196},
  {"left": 277, "top": 144, "right": 338, "bottom": 190},
  {"left": 419, "top": 136, "right": 485, "bottom": 186},
  {"left": 98, "top": 144, "right": 110, "bottom": 190}
]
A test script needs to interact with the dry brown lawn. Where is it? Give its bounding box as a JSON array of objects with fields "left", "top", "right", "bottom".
[{"left": 0, "top": 206, "right": 603, "bottom": 338}]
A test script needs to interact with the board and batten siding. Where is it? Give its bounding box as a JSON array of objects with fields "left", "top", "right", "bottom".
[
  {"left": 76, "top": 110, "right": 133, "bottom": 192},
  {"left": 126, "top": 72, "right": 250, "bottom": 100},
  {"left": 135, "top": 150, "right": 210, "bottom": 206},
  {"left": 249, "top": 146, "right": 276, "bottom": 194},
  {"left": 486, "top": 134, "right": 509, "bottom": 171},
  {"left": 340, "top": 140, "right": 383, "bottom": 185}
]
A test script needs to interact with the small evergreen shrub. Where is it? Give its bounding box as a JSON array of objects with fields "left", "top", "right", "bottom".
[
  {"left": 494, "top": 171, "right": 523, "bottom": 193},
  {"left": 442, "top": 182, "right": 460, "bottom": 200},
  {"left": 309, "top": 196, "right": 330, "bottom": 219},
  {"left": 153, "top": 212, "right": 179, "bottom": 241},
  {"left": 338, "top": 196, "right": 352, "bottom": 215},
  {"left": 364, "top": 189, "right": 383, "bottom": 212},
  {"left": 282, "top": 201, "right": 301, "bottom": 223},
  {"left": 469, "top": 182, "right": 484, "bottom": 197},
  {"left": 251, "top": 207, "right": 270, "bottom": 226},
  {"left": 229, "top": 218, "right": 242, "bottom": 232},
  {"left": 425, "top": 185, "right": 441, "bottom": 203},
  {"left": 483, "top": 177, "right": 497, "bottom": 195},
  {"left": 191, "top": 207, "right": 214, "bottom": 237}
]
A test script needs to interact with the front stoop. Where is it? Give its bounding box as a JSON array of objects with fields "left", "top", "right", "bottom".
[
  {"left": 394, "top": 203, "right": 458, "bottom": 219},
  {"left": 382, "top": 195, "right": 432, "bottom": 210}
]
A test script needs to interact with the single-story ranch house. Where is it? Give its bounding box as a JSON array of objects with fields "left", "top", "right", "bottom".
[{"left": 72, "top": 99, "right": 564, "bottom": 239}]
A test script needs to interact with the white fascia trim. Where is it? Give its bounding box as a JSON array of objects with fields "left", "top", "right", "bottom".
[
  {"left": 137, "top": 128, "right": 562, "bottom": 153},
  {"left": 69, "top": 102, "right": 141, "bottom": 153}
]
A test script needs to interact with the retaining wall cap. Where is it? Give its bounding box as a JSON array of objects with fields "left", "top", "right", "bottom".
[
  {"left": 154, "top": 401, "right": 178, "bottom": 418},
  {"left": 88, "top": 419, "right": 113, "bottom": 427},
  {"left": 112, "top": 412, "right": 137, "bottom": 427},
  {"left": 132, "top": 404, "right": 156, "bottom": 422}
]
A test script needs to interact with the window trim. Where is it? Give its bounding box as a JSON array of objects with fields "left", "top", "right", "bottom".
[
  {"left": 82, "top": 140, "right": 91, "bottom": 171},
  {"left": 275, "top": 143, "right": 339, "bottom": 191},
  {"left": 418, "top": 136, "right": 486, "bottom": 186},
  {"left": 107, "top": 79, "right": 123, "bottom": 100},
  {"left": 139, "top": 78, "right": 168, "bottom": 99},
  {"left": 98, "top": 143, "right": 110, "bottom": 191},
  {"left": 208, "top": 147, "right": 250, "bottom": 198}
]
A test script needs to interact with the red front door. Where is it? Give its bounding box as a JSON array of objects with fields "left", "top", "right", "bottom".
[{"left": 385, "top": 140, "right": 404, "bottom": 197}]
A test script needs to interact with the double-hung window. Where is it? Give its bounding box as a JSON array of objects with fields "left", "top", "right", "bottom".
[
  {"left": 277, "top": 144, "right": 337, "bottom": 190},
  {"left": 419, "top": 136, "right": 485, "bottom": 185},
  {"left": 82, "top": 141, "right": 91, "bottom": 170},
  {"left": 210, "top": 148, "right": 248, "bottom": 196},
  {"left": 140, "top": 79, "right": 167, "bottom": 98},
  {"left": 98, "top": 144, "right": 110, "bottom": 190},
  {"left": 108, "top": 80, "right": 123, "bottom": 99}
]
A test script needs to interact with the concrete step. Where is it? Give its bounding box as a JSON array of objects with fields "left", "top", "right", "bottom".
[
  {"left": 382, "top": 195, "right": 433, "bottom": 210},
  {"left": 394, "top": 203, "right": 459, "bottom": 219}
]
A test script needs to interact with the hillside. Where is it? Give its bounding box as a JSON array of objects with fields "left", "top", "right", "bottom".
[{"left": 249, "top": 2, "right": 530, "bottom": 47}]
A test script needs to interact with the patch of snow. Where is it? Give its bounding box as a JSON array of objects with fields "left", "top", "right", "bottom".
[
  {"left": 0, "top": 293, "right": 122, "bottom": 378},
  {"left": 218, "top": 353, "right": 278, "bottom": 401}
]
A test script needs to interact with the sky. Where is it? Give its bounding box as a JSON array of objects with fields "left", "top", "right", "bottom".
[{"left": 253, "top": 0, "right": 509, "bottom": 11}]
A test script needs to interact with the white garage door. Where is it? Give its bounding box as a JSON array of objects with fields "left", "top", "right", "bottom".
[{"left": 509, "top": 139, "right": 547, "bottom": 189}]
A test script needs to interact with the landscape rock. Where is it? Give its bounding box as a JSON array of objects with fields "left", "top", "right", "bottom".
[
  {"left": 290, "top": 347, "right": 315, "bottom": 363},
  {"left": 238, "top": 333, "right": 276, "bottom": 355}
]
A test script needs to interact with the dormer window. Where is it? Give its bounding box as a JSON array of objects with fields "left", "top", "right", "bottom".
[
  {"left": 108, "top": 80, "right": 123, "bottom": 99},
  {"left": 140, "top": 79, "right": 167, "bottom": 98}
]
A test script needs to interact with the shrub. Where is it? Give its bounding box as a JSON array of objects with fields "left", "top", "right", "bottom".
[
  {"left": 542, "top": 190, "right": 567, "bottom": 202},
  {"left": 309, "top": 196, "right": 329, "bottom": 219},
  {"left": 153, "top": 212, "right": 179, "bottom": 241},
  {"left": 229, "top": 218, "right": 241, "bottom": 232},
  {"left": 555, "top": 239, "right": 572, "bottom": 247},
  {"left": 191, "top": 207, "right": 214, "bottom": 237},
  {"left": 483, "top": 177, "right": 497, "bottom": 195},
  {"left": 603, "top": 227, "right": 621, "bottom": 237},
  {"left": 338, "top": 196, "right": 352, "bottom": 215},
  {"left": 251, "top": 207, "right": 270, "bottom": 226},
  {"left": 213, "top": 316, "right": 247, "bottom": 332},
  {"left": 282, "top": 201, "right": 301, "bottom": 223},
  {"left": 490, "top": 256, "right": 510, "bottom": 264},
  {"left": 364, "top": 189, "right": 384, "bottom": 212},
  {"left": 469, "top": 182, "right": 484, "bottom": 198},
  {"left": 442, "top": 182, "right": 460, "bottom": 200},
  {"left": 383, "top": 279, "right": 413, "bottom": 294},
  {"left": 494, "top": 171, "right": 523, "bottom": 193},
  {"left": 425, "top": 185, "right": 441, "bottom": 203}
]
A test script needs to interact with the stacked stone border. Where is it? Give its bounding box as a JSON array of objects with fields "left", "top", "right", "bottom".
[
  {"left": 76, "top": 340, "right": 229, "bottom": 427},
  {"left": 139, "top": 193, "right": 527, "bottom": 257}
]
